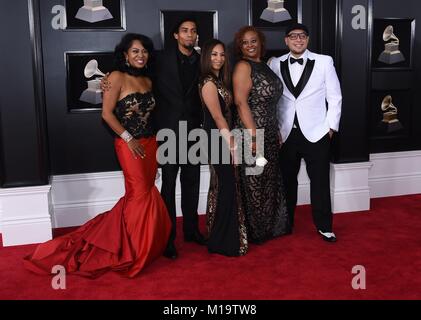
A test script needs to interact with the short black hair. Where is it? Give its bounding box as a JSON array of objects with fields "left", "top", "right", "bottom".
[
  {"left": 285, "top": 23, "right": 309, "bottom": 37},
  {"left": 172, "top": 16, "right": 198, "bottom": 35},
  {"left": 114, "top": 33, "right": 154, "bottom": 76}
]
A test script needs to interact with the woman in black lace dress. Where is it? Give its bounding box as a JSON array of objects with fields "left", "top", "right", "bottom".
[
  {"left": 199, "top": 39, "right": 248, "bottom": 256},
  {"left": 232, "top": 26, "right": 290, "bottom": 244},
  {"left": 24, "top": 34, "right": 171, "bottom": 278}
]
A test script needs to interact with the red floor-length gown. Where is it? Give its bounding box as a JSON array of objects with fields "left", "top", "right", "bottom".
[{"left": 24, "top": 92, "right": 171, "bottom": 278}]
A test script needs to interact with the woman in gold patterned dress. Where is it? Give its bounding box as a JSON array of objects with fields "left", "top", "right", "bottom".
[{"left": 199, "top": 39, "right": 248, "bottom": 256}]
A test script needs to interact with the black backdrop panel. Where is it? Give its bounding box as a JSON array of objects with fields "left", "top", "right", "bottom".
[
  {"left": 0, "top": 0, "right": 49, "bottom": 187},
  {"left": 2, "top": 0, "right": 421, "bottom": 184},
  {"left": 370, "top": 0, "right": 421, "bottom": 153},
  {"left": 371, "top": 71, "right": 414, "bottom": 90},
  {"left": 39, "top": 0, "right": 250, "bottom": 175}
]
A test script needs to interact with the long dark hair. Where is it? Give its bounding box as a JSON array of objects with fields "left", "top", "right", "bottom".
[
  {"left": 114, "top": 33, "right": 154, "bottom": 77},
  {"left": 200, "top": 39, "right": 231, "bottom": 88}
]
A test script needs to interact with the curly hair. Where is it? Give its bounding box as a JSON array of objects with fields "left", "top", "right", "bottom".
[
  {"left": 233, "top": 26, "right": 266, "bottom": 60},
  {"left": 113, "top": 33, "right": 154, "bottom": 77}
]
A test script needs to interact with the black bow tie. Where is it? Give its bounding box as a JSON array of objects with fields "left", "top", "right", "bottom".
[{"left": 290, "top": 57, "right": 304, "bottom": 65}]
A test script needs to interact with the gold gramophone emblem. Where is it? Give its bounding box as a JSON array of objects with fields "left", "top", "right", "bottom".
[
  {"left": 379, "top": 95, "right": 403, "bottom": 133},
  {"left": 378, "top": 25, "right": 405, "bottom": 64},
  {"left": 381, "top": 95, "right": 398, "bottom": 123}
]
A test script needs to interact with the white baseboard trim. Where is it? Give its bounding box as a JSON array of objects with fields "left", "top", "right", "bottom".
[
  {"left": 369, "top": 151, "right": 421, "bottom": 198},
  {"left": 331, "top": 162, "right": 372, "bottom": 213},
  {"left": 51, "top": 166, "right": 211, "bottom": 228},
  {"left": 296, "top": 161, "right": 373, "bottom": 213},
  {"left": 51, "top": 171, "right": 125, "bottom": 228},
  {"left": 331, "top": 188, "right": 371, "bottom": 213},
  {"left": 0, "top": 185, "right": 52, "bottom": 246},
  {"left": 50, "top": 160, "right": 372, "bottom": 226},
  {"left": 53, "top": 199, "right": 118, "bottom": 228},
  {"left": 53, "top": 190, "right": 211, "bottom": 229},
  {"left": 1, "top": 151, "right": 420, "bottom": 245}
]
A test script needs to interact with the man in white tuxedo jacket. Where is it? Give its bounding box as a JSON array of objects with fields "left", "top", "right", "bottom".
[{"left": 269, "top": 23, "right": 342, "bottom": 242}]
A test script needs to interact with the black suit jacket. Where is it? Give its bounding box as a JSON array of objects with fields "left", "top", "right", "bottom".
[{"left": 153, "top": 48, "right": 202, "bottom": 133}]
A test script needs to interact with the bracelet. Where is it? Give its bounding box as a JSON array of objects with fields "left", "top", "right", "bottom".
[{"left": 120, "top": 130, "right": 133, "bottom": 143}]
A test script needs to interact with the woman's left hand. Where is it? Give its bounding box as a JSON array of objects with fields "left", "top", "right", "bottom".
[{"left": 127, "top": 139, "right": 145, "bottom": 159}]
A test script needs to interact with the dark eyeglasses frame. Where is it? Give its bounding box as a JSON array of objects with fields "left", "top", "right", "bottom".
[{"left": 287, "top": 33, "right": 308, "bottom": 40}]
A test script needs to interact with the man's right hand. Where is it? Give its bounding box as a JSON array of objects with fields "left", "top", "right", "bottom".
[{"left": 100, "top": 73, "right": 111, "bottom": 92}]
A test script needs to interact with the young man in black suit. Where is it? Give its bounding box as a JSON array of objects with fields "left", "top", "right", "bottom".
[{"left": 154, "top": 17, "right": 206, "bottom": 259}]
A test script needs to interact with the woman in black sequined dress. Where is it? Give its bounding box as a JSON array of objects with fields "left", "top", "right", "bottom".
[{"left": 232, "top": 26, "right": 290, "bottom": 244}]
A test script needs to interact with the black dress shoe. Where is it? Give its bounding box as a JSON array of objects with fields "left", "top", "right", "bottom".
[
  {"left": 163, "top": 242, "right": 178, "bottom": 259},
  {"left": 318, "top": 230, "right": 337, "bottom": 243},
  {"left": 184, "top": 230, "right": 207, "bottom": 245}
]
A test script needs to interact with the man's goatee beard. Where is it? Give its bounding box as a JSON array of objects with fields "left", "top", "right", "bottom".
[{"left": 183, "top": 44, "right": 195, "bottom": 51}]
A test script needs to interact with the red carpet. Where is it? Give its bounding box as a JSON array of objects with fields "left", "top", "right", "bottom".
[{"left": 1, "top": 195, "right": 420, "bottom": 300}]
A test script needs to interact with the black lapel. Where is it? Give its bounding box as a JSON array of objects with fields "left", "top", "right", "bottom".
[
  {"left": 280, "top": 59, "right": 297, "bottom": 97},
  {"left": 163, "top": 48, "right": 183, "bottom": 95},
  {"left": 186, "top": 73, "right": 199, "bottom": 97},
  {"left": 294, "top": 59, "right": 315, "bottom": 98},
  {"left": 185, "top": 50, "right": 200, "bottom": 96}
]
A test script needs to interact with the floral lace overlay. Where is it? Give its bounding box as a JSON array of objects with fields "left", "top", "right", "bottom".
[
  {"left": 234, "top": 59, "right": 290, "bottom": 243},
  {"left": 199, "top": 75, "right": 248, "bottom": 256},
  {"left": 114, "top": 92, "right": 155, "bottom": 139}
]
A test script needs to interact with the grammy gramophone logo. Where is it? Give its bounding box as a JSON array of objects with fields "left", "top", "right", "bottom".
[
  {"left": 260, "top": 0, "right": 292, "bottom": 23},
  {"left": 378, "top": 95, "right": 403, "bottom": 133},
  {"left": 76, "top": 0, "right": 113, "bottom": 23},
  {"left": 378, "top": 25, "right": 405, "bottom": 64},
  {"left": 79, "top": 59, "right": 106, "bottom": 105}
]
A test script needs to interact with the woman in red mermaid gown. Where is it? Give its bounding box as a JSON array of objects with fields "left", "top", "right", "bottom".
[{"left": 24, "top": 34, "right": 171, "bottom": 278}]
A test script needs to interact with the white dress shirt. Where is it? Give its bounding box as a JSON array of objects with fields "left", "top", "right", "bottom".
[
  {"left": 288, "top": 50, "right": 309, "bottom": 87},
  {"left": 289, "top": 50, "right": 309, "bottom": 128}
]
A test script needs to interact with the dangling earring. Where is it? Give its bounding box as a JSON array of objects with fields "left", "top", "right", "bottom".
[{"left": 125, "top": 59, "right": 130, "bottom": 67}]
